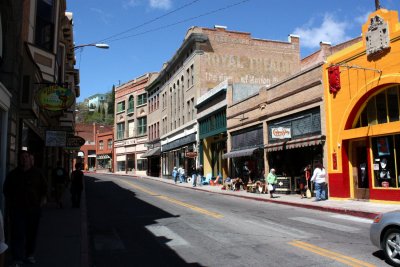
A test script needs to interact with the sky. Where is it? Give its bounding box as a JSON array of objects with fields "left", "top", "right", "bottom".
[{"left": 67, "top": 0, "right": 400, "bottom": 102}]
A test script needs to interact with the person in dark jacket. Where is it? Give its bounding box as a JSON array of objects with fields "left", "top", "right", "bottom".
[
  {"left": 70, "top": 162, "right": 84, "bottom": 208},
  {"left": 3, "top": 150, "right": 47, "bottom": 265}
]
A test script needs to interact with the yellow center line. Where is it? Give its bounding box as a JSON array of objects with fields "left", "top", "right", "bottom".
[
  {"left": 288, "top": 240, "right": 375, "bottom": 267},
  {"left": 119, "top": 180, "right": 223, "bottom": 219}
]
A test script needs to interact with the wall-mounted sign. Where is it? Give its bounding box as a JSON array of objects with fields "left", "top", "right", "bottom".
[
  {"left": 65, "top": 136, "right": 85, "bottom": 150},
  {"left": 35, "top": 85, "right": 75, "bottom": 111},
  {"left": 271, "top": 127, "right": 291, "bottom": 139},
  {"left": 366, "top": 15, "right": 390, "bottom": 56},
  {"left": 45, "top": 130, "right": 66, "bottom": 147}
]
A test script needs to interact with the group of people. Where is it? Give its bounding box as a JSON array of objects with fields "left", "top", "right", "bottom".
[
  {"left": 266, "top": 163, "right": 327, "bottom": 201},
  {"left": 3, "top": 150, "right": 85, "bottom": 266},
  {"left": 172, "top": 165, "right": 204, "bottom": 187}
]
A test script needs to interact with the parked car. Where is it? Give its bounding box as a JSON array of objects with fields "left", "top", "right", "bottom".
[{"left": 370, "top": 211, "right": 400, "bottom": 267}]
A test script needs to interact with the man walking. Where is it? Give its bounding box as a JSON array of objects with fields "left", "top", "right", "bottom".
[{"left": 4, "top": 150, "right": 47, "bottom": 266}]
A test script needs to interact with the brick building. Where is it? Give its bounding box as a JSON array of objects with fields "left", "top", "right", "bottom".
[
  {"left": 225, "top": 38, "right": 360, "bottom": 193},
  {"left": 114, "top": 73, "right": 158, "bottom": 175},
  {"left": 95, "top": 130, "right": 113, "bottom": 172},
  {"left": 146, "top": 25, "right": 301, "bottom": 179}
]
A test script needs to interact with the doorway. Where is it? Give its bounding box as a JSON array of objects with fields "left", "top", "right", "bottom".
[{"left": 350, "top": 140, "right": 370, "bottom": 200}]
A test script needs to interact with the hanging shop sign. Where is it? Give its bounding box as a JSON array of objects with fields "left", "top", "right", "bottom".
[
  {"left": 35, "top": 85, "right": 75, "bottom": 111},
  {"left": 185, "top": 151, "right": 198, "bottom": 158},
  {"left": 45, "top": 130, "right": 66, "bottom": 147},
  {"left": 65, "top": 136, "right": 85, "bottom": 150},
  {"left": 271, "top": 127, "right": 291, "bottom": 139},
  {"left": 328, "top": 66, "right": 341, "bottom": 94}
]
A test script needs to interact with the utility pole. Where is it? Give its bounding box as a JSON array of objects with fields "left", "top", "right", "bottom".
[{"left": 375, "top": 0, "right": 381, "bottom": 10}]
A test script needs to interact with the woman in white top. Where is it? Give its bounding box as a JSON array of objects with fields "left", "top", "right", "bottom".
[{"left": 310, "top": 162, "right": 327, "bottom": 201}]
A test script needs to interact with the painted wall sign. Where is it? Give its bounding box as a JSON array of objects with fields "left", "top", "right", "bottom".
[
  {"left": 35, "top": 85, "right": 75, "bottom": 111},
  {"left": 271, "top": 127, "right": 291, "bottom": 139}
]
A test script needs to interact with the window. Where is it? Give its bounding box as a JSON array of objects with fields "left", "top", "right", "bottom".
[
  {"left": 127, "top": 95, "right": 134, "bottom": 113},
  {"left": 137, "top": 93, "right": 147, "bottom": 106},
  {"left": 117, "top": 161, "right": 125, "bottom": 172},
  {"left": 137, "top": 117, "right": 147, "bottom": 135},
  {"left": 191, "top": 64, "right": 194, "bottom": 86},
  {"left": 137, "top": 159, "right": 147, "bottom": 171},
  {"left": 99, "top": 140, "right": 104, "bottom": 150},
  {"left": 128, "top": 120, "right": 135, "bottom": 137},
  {"left": 117, "top": 122, "right": 125, "bottom": 140},
  {"left": 354, "top": 85, "right": 400, "bottom": 128},
  {"left": 117, "top": 101, "right": 125, "bottom": 113},
  {"left": 108, "top": 139, "right": 112, "bottom": 149},
  {"left": 35, "top": 0, "right": 55, "bottom": 51}
]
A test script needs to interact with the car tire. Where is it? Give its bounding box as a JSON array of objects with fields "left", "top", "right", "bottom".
[{"left": 381, "top": 228, "right": 400, "bottom": 267}]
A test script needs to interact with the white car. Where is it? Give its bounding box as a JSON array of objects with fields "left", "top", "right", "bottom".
[{"left": 370, "top": 211, "right": 400, "bottom": 267}]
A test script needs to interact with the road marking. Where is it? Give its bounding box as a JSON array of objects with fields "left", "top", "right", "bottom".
[
  {"left": 330, "top": 214, "right": 373, "bottom": 224},
  {"left": 288, "top": 240, "right": 375, "bottom": 267},
  {"left": 146, "top": 225, "right": 189, "bottom": 247},
  {"left": 119, "top": 180, "right": 223, "bottom": 219},
  {"left": 290, "top": 217, "right": 360, "bottom": 233}
]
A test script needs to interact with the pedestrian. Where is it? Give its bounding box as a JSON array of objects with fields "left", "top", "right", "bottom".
[
  {"left": 172, "top": 167, "right": 178, "bottom": 184},
  {"left": 52, "top": 160, "right": 68, "bottom": 208},
  {"left": 178, "top": 166, "right": 185, "bottom": 183},
  {"left": 267, "top": 168, "right": 278, "bottom": 198},
  {"left": 191, "top": 164, "right": 197, "bottom": 187},
  {"left": 242, "top": 161, "right": 251, "bottom": 184},
  {"left": 196, "top": 165, "right": 204, "bottom": 186},
  {"left": 310, "top": 162, "right": 327, "bottom": 201},
  {"left": 3, "top": 150, "right": 47, "bottom": 266},
  {"left": 300, "top": 164, "right": 311, "bottom": 199},
  {"left": 70, "top": 162, "right": 84, "bottom": 208}
]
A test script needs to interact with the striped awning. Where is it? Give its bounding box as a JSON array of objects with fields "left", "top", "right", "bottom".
[
  {"left": 265, "top": 135, "right": 325, "bottom": 152},
  {"left": 285, "top": 135, "right": 325, "bottom": 149}
]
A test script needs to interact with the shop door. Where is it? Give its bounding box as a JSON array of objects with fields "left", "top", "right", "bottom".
[{"left": 350, "top": 140, "right": 370, "bottom": 200}]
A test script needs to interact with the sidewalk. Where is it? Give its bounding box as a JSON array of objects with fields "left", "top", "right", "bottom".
[
  {"left": 135, "top": 174, "right": 400, "bottom": 219},
  {"left": 30, "top": 172, "right": 399, "bottom": 267}
]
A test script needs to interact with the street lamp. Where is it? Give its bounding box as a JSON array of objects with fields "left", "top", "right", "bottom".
[{"left": 73, "top": 43, "right": 110, "bottom": 50}]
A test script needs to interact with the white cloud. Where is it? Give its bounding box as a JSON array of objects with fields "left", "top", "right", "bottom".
[
  {"left": 149, "top": 0, "right": 172, "bottom": 10},
  {"left": 355, "top": 11, "right": 370, "bottom": 25},
  {"left": 293, "top": 14, "right": 350, "bottom": 49},
  {"left": 123, "top": 0, "right": 141, "bottom": 9}
]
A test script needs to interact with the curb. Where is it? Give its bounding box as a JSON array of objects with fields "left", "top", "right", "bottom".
[{"left": 133, "top": 175, "right": 380, "bottom": 219}]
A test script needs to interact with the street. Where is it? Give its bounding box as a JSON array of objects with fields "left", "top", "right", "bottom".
[{"left": 85, "top": 174, "right": 386, "bottom": 267}]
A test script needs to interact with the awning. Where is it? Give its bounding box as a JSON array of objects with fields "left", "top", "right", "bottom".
[
  {"left": 87, "top": 154, "right": 96, "bottom": 158},
  {"left": 222, "top": 147, "right": 259, "bottom": 159},
  {"left": 141, "top": 147, "right": 161, "bottom": 158},
  {"left": 264, "top": 142, "right": 285, "bottom": 152},
  {"left": 265, "top": 135, "right": 325, "bottom": 152},
  {"left": 285, "top": 135, "right": 325, "bottom": 149}
]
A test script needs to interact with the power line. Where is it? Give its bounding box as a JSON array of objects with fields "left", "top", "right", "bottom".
[
  {"left": 106, "top": 0, "right": 251, "bottom": 43},
  {"left": 95, "top": 0, "right": 202, "bottom": 44}
]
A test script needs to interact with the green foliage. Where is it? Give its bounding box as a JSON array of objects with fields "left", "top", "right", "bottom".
[{"left": 76, "top": 87, "right": 115, "bottom": 126}]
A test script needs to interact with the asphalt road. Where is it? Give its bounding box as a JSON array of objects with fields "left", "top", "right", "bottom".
[{"left": 85, "top": 174, "right": 388, "bottom": 267}]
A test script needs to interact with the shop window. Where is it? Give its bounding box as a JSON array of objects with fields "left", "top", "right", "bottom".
[
  {"left": 117, "top": 161, "right": 125, "bottom": 172},
  {"left": 354, "top": 85, "right": 400, "bottom": 128},
  {"left": 137, "top": 159, "right": 147, "bottom": 171},
  {"left": 371, "top": 135, "right": 399, "bottom": 188}
]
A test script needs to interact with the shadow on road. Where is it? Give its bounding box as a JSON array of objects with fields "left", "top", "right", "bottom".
[{"left": 85, "top": 176, "right": 202, "bottom": 267}]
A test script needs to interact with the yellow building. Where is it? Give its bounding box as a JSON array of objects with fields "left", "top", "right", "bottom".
[{"left": 324, "top": 8, "right": 400, "bottom": 202}]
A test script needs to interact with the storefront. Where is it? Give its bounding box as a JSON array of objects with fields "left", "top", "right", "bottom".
[
  {"left": 324, "top": 8, "right": 400, "bottom": 201},
  {"left": 265, "top": 108, "right": 325, "bottom": 193},
  {"left": 223, "top": 125, "right": 264, "bottom": 182},
  {"left": 161, "top": 133, "right": 196, "bottom": 177},
  {"left": 96, "top": 154, "right": 112, "bottom": 171}
]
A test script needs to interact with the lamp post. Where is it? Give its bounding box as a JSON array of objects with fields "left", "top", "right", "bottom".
[{"left": 73, "top": 43, "right": 110, "bottom": 50}]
